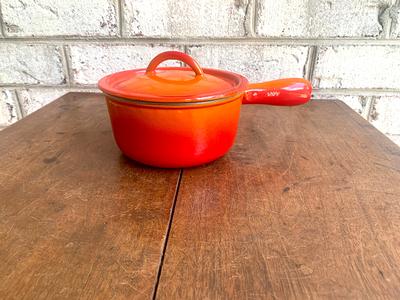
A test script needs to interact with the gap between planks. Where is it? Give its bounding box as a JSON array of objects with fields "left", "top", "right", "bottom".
[{"left": 151, "top": 169, "right": 183, "bottom": 299}]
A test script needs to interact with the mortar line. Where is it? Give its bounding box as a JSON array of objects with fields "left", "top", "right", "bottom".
[
  {"left": 253, "top": 0, "right": 258, "bottom": 36},
  {"left": 0, "top": 84, "right": 97, "bottom": 89},
  {"left": 366, "top": 96, "right": 377, "bottom": 122},
  {"left": 117, "top": 0, "right": 124, "bottom": 37},
  {"left": 379, "top": 5, "right": 392, "bottom": 39},
  {"left": 3, "top": 84, "right": 400, "bottom": 96},
  {"left": 0, "top": 1, "right": 5, "bottom": 37},
  {"left": 388, "top": 0, "right": 400, "bottom": 38},
  {"left": 386, "top": 15, "right": 393, "bottom": 39},
  {"left": 13, "top": 89, "right": 25, "bottom": 118},
  {"left": 2, "top": 36, "right": 400, "bottom": 46},
  {"left": 61, "top": 45, "right": 72, "bottom": 86},
  {"left": 313, "top": 88, "right": 400, "bottom": 95},
  {"left": 304, "top": 46, "right": 318, "bottom": 81},
  {"left": 243, "top": 0, "right": 255, "bottom": 37},
  {"left": 2, "top": 84, "right": 400, "bottom": 95},
  {"left": 181, "top": 45, "right": 189, "bottom": 66},
  {"left": 2, "top": 83, "right": 400, "bottom": 95},
  {"left": 151, "top": 169, "right": 183, "bottom": 300}
]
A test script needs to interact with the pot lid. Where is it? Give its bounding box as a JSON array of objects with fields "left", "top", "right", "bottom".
[{"left": 98, "top": 51, "right": 248, "bottom": 103}]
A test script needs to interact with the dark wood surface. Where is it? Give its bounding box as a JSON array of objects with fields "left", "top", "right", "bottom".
[
  {"left": 1, "top": 93, "right": 400, "bottom": 299},
  {"left": 156, "top": 101, "right": 400, "bottom": 299},
  {"left": 0, "top": 94, "right": 180, "bottom": 299}
]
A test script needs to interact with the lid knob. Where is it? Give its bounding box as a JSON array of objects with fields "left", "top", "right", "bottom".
[{"left": 145, "top": 51, "right": 204, "bottom": 76}]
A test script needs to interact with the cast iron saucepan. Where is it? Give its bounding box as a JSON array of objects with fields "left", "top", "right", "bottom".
[{"left": 98, "top": 51, "right": 312, "bottom": 167}]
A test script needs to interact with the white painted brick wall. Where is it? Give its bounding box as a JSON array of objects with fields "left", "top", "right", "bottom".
[
  {"left": 0, "top": 90, "right": 20, "bottom": 127},
  {"left": 0, "top": 44, "right": 65, "bottom": 85},
  {"left": 370, "top": 96, "right": 400, "bottom": 136},
  {"left": 188, "top": 45, "right": 308, "bottom": 82},
  {"left": 0, "top": 0, "right": 399, "bottom": 146},
  {"left": 69, "top": 44, "right": 182, "bottom": 85},
  {"left": 313, "top": 94, "right": 371, "bottom": 118},
  {"left": 313, "top": 46, "right": 400, "bottom": 89},
  {"left": 1, "top": 0, "right": 118, "bottom": 37},
  {"left": 256, "top": 0, "right": 393, "bottom": 38},
  {"left": 18, "top": 89, "right": 68, "bottom": 116},
  {"left": 122, "top": 0, "right": 249, "bottom": 37}
]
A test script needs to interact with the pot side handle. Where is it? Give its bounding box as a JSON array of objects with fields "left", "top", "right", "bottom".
[{"left": 243, "top": 78, "right": 312, "bottom": 106}]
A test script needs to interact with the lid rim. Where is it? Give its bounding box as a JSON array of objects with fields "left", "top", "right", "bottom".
[{"left": 98, "top": 67, "right": 249, "bottom": 103}]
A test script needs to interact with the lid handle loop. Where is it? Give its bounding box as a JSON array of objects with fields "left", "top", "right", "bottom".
[{"left": 145, "top": 51, "right": 204, "bottom": 76}]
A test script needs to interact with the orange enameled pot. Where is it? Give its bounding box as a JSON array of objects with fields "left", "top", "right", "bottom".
[{"left": 98, "top": 51, "right": 312, "bottom": 168}]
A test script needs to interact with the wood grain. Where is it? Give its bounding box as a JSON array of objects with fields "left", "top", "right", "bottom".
[
  {"left": 156, "top": 100, "right": 400, "bottom": 299},
  {"left": 0, "top": 93, "right": 180, "bottom": 299},
  {"left": 2, "top": 95, "right": 400, "bottom": 299}
]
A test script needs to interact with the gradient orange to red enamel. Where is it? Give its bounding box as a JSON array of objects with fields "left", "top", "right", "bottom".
[
  {"left": 99, "top": 51, "right": 312, "bottom": 168},
  {"left": 243, "top": 78, "right": 312, "bottom": 105},
  {"left": 106, "top": 96, "right": 242, "bottom": 168}
]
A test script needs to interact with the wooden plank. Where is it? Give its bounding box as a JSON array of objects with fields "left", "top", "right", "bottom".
[
  {"left": 0, "top": 93, "right": 180, "bottom": 299},
  {"left": 156, "top": 100, "right": 400, "bottom": 299}
]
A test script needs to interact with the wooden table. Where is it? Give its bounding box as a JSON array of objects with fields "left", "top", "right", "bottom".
[{"left": 1, "top": 93, "right": 399, "bottom": 299}]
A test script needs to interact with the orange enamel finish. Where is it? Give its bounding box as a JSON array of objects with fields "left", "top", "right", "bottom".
[
  {"left": 99, "top": 68, "right": 246, "bottom": 103},
  {"left": 98, "top": 51, "right": 248, "bottom": 103},
  {"left": 99, "top": 51, "right": 313, "bottom": 168},
  {"left": 105, "top": 96, "right": 242, "bottom": 168}
]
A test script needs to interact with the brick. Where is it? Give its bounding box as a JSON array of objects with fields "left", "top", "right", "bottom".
[
  {"left": 18, "top": 89, "right": 68, "bottom": 116},
  {"left": 313, "top": 46, "right": 400, "bottom": 89},
  {"left": 69, "top": 44, "right": 182, "bottom": 85},
  {"left": 256, "top": 0, "right": 392, "bottom": 38},
  {"left": 0, "top": 89, "right": 20, "bottom": 127},
  {"left": 0, "top": 44, "right": 65, "bottom": 85},
  {"left": 122, "top": 0, "right": 249, "bottom": 37},
  {"left": 313, "top": 95, "right": 370, "bottom": 118},
  {"left": 187, "top": 45, "right": 308, "bottom": 82},
  {"left": 370, "top": 97, "right": 400, "bottom": 135},
  {"left": 1, "top": 0, "right": 118, "bottom": 37}
]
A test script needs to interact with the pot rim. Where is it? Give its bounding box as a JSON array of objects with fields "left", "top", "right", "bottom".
[{"left": 104, "top": 92, "right": 243, "bottom": 108}]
